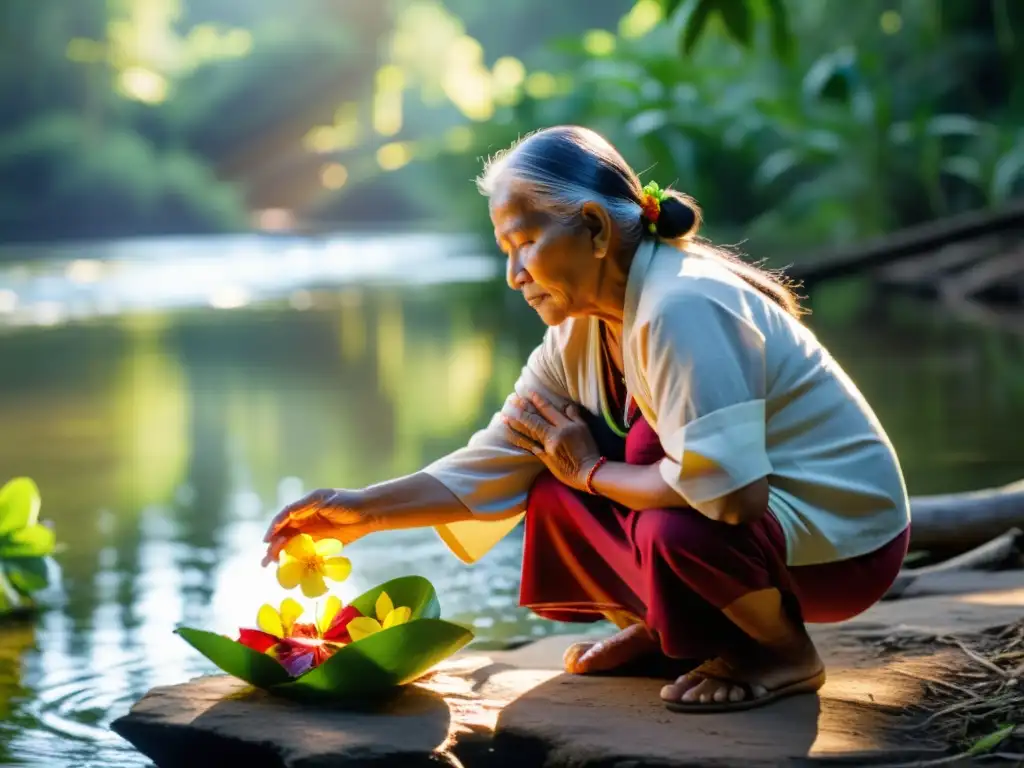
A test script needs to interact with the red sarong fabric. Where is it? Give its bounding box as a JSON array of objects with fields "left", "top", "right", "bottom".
[{"left": 519, "top": 405, "right": 909, "bottom": 661}]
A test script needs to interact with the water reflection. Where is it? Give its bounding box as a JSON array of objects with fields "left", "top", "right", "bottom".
[{"left": 0, "top": 239, "right": 1021, "bottom": 765}]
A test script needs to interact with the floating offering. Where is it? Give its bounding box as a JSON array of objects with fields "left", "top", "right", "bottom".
[{"left": 176, "top": 534, "right": 472, "bottom": 701}]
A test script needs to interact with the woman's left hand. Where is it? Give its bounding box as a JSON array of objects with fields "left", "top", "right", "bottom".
[{"left": 502, "top": 391, "right": 602, "bottom": 492}]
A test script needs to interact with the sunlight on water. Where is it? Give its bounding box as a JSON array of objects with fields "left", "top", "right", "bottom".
[{"left": 0, "top": 235, "right": 1021, "bottom": 765}]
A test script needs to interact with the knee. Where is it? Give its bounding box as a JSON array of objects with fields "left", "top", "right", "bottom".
[{"left": 633, "top": 507, "right": 734, "bottom": 561}]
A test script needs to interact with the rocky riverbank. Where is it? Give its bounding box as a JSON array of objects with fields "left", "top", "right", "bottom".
[{"left": 113, "top": 569, "right": 1024, "bottom": 767}]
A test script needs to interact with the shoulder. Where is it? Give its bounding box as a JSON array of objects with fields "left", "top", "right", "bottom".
[{"left": 641, "top": 282, "right": 756, "bottom": 342}]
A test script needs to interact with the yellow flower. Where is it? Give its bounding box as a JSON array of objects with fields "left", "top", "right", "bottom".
[
  {"left": 276, "top": 534, "right": 352, "bottom": 598},
  {"left": 347, "top": 591, "right": 412, "bottom": 641},
  {"left": 255, "top": 597, "right": 305, "bottom": 638}
]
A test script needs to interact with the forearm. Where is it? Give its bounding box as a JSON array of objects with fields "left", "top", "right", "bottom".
[
  {"left": 588, "top": 461, "right": 769, "bottom": 525},
  {"left": 356, "top": 471, "right": 478, "bottom": 530},
  {"left": 588, "top": 461, "right": 690, "bottom": 511}
]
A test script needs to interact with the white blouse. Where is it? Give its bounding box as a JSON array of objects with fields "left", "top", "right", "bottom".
[{"left": 424, "top": 239, "right": 911, "bottom": 567}]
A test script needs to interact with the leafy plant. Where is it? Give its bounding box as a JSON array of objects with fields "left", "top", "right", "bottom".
[
  {"left": 177, "top": 575, "right": 474, "bottom": 702},
  {"left": 0, "top": 478, "right": 56, "bottom": 614}
]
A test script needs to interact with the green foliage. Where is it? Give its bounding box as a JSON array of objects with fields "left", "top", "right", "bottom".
[
  {"left": 435, "top": 0, "right": 1024, "bottom": 256},
  {"left": 0, "top": 479, "right": 56, "bottom": 613},
  {"left": 0, "top": 115, "right": 246, "bottom": 241},
  {"left": 177, "top": 576, "right": 474, "bottom": 702}
]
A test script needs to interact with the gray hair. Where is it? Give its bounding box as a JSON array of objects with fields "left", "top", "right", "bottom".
[{"left": 477, "top": 126, "right": 647, "bottom": 249}]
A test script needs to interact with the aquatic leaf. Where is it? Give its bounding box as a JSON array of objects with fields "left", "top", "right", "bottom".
[
  {"left": 3, "top": 557, "right": 49, "bottom": 596},
  {"left": 967, "top": 724, "right": 1016, "bottom": 756},
  {"left": 0, "top": 478, "right": 41, "bottom": 537},
  {"left": 175, "top": 628, "right": 292, "bottom": 688},
  {"left": 276, "top": 618, "right": 474, "bottom": 701},
  {"left": 0, "top": 569, "right": 20, "bottom": 613},
  {"left": 0, "top": 525, "right": 56, "bottom": 558}
]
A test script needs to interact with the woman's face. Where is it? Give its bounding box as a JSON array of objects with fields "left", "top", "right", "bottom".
[{"left": 490, "top": 188, "right": 603, "bottom": 327}]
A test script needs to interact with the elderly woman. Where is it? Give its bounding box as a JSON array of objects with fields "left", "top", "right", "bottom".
[{"left": 263, "top": 125, "right": 911, "bottom": 713}]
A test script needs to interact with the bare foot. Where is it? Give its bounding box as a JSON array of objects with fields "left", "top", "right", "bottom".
[
  {"left": 563, "top": 624, "right": 659, "bottom": 674},
  {"left": 660, "top": 637, "right": 825, "bottom": 709}
]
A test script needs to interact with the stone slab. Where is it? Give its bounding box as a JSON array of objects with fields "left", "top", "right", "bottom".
[{"left": 112, "top": 571, "right": 1024, "bottom": 767}]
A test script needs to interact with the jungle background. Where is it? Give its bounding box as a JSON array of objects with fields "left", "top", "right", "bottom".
[{"left": 1, "top": 1, "right": 1023, "bottom": 765}]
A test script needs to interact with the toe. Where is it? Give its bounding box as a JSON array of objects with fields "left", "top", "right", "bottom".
[
  {"left": 563, "top": 642, "right": 594, "bottom": 674},
  {"left": 729, "top": 685, "right": 746, "bottom": 703},
  {"left": 661, "top": 672, "right": 702, "bottom": 702},
  {"left": 681, "top": 678, "right": 713, "bottom": 703}
]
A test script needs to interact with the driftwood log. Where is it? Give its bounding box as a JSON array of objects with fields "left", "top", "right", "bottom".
[
  {"left": 909, "top": 479, "right": 1024, "bottom": 554},
  {"left": 787, "top": 200, "right": 1024, "bottom": 289}
]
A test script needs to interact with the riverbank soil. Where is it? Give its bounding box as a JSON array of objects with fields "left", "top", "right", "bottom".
[{"left": 113, "top": 570, "right": 1024, "bottom": 767}]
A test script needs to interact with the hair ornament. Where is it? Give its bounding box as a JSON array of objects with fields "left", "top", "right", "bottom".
[{"left": 640, "top": 181, "right": 669, "bottom": 233}]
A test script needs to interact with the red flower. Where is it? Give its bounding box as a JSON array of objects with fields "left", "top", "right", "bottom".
[
  {"left": 322, "top": 604, "right": 362, "bottom": 644},
  {"left": 235, "top": 598, "right": 366, "bottom": 676}
]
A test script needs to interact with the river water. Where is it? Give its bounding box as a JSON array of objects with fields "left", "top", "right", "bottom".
[{"left": 0, "top": 233, "right": 1021, "bottom": 766}]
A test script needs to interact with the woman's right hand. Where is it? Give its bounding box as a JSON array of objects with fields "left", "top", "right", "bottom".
[{"left": 261, "top": 488, "right": 378, "bottom": 566}]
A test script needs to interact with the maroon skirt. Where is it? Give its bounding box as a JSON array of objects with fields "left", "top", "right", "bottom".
[{"left": 519, "top": 408, "right": 909, "bottom": 661}]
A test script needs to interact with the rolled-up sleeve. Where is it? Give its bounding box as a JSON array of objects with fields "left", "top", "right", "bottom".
[
  {"left": 643, "top": 293, "right": 771, "bottom": 510},
  {"left": 422, "top": 330, "right": 572, "bottom": 562}
]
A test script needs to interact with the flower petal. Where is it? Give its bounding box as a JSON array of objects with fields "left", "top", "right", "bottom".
[
  {"left": 321, "top": 556, "right": 351, "bottom": 583},
  {"left": 276, "top": 559, "right": 305, "bottom": 590},
  {"left": 283, "top": 533, "right": 316, "bottom": 561},
  {"left": 323, "top": 605, "right": 362, "bottom": 642},
  {"left": 237, "top": 629, "right": 280, "bottom": 653},
  {"left": 383, "top": 606, "right": 412, "bottom": 630},
  {"left": 257, "top": 604, "right": 284, "bottom": 637},
  {"left": 375, "top": 591, "right": 394, "bottom": 623},
  {"left": 299, "top": 570, "right": 327, "bottom": 598},
  {"left": 316, "top": 595, "right": 342, "bottom": 635},
  {"left": 314, "top": 538, "right": 343, "bottom": 557},
  {"left": 279, "top": 598, "right": 304, "bottom": 635},
  {"left": 347, "top": 617, "right": 382, "bottom": 642},
  {"left": 276, "top": 648, "right": 315, "bottom": 677}
]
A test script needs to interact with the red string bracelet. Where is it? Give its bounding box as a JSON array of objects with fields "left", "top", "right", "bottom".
[{"left": 584, "top": 456, "right": 608, "bottom": 495}]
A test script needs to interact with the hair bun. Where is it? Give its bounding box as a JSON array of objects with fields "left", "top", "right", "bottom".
[{"left": 655, "top": 192, "right": 701, "bottom": 239}]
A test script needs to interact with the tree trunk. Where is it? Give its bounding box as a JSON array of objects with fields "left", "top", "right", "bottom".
[{"left": 909, "top": 479, "right": 1024, "bottom": 554}]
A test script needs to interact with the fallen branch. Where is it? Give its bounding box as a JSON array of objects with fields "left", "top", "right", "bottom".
[
  {"left": 909, "top": 480, "right": 1024, "bottom": 555},
  {"left": 882, "top": 529, "right": 1023, "bottom": 601},
  {"left": 788, "top": 200, "right": 1024, "bottom": 288}
]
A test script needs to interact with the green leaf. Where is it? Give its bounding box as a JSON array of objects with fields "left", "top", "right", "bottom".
[
  {"left": 277, "top": 619, "right": 474, "bottom": 701},
  {"left": 717, "top": 0, "right": 753, "bottom": 48},
  {"left": 175, "top": 628, "right": 292, "bottom": 688},
  {"left": 3, "top": 557, "right": 49, "bottom": 596},
  {"left": 349, "top": 576, "right": 441, "bottom": 622},
  {"left": 803, "top": 48, "right": 857, "bottom": 105},
  {"left": 764, "top": 0, "right": 793, "bottom": 60},
  {"left": 677, "top": 0, "right": 716, "bottom": 55},
  {"left": 661, "top": 0, "right": 685, "bottom": 16},
  {"left": 0, "top": 568, "right": 20, "bottom": 614},
  {"left": 755, "top": 147, "right": 805, "bottom": 187},
  {"left": 992, "top": 145, "right": 1024, "bottom": 203},
  {"left": 0, "top": 478, "right": 41, "bottom": 537},
  {"left": 0, "top": 525, "right": 56, "bottom": 558},
  {"left": 967, "top": 724, "right": 1016, "bottom": 756}
]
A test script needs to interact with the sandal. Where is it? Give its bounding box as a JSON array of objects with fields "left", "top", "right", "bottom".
[{"left": 663, "top": 668, "right": 826, "bottom": 714}]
